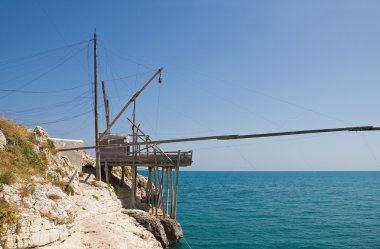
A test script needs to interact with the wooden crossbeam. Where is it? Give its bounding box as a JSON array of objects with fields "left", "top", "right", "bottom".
[{"left": 57, "top": 126, "right": 380, "bottom": 152}]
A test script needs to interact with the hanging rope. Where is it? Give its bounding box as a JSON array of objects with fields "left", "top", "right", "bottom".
[{"left": 155, "top": 83, "right": 161, "bottom": 136}]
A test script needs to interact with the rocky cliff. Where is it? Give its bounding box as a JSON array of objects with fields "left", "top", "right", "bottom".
[
  {"left": 0, "top": 118, "right": 183, "bottom": 249},
  {"left": 0, "top": 118, "right": 78, "bottom": 248}
]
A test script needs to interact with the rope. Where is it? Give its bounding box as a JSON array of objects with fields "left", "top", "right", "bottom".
[
  {"left": 155, "top": 83, "right": 161, "bottom": 136},
  {"left": 182, "top": 237, "right": 193, "bottom": 249}
]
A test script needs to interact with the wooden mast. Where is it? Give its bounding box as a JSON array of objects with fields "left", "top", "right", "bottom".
[{"left": 93, "top": 30, "right": 101, "bottom": 181}]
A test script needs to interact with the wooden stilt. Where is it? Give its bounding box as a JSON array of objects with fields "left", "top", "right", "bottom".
[
  {"left": 169, "top": 167, "right": 174, "bottom": 218},
  {"left": 172, "top": 150, "right": 181, "bottom": 219},
  {"left": 160, "top": 167, "right": 164, "bottom": 211},
  {"left": 146, "top": 167, "right": 151, "bottom": 205},
  {"left": 154, "top": 166, "right": 159, "bottom": 216},
  {"left": 148, "top": 167, "right": 153, "bottom": 213},
  {"left": 120, "top": 166, "right": 125, "bottom": 186},
  {"left": 164, "top": 167, "right": 169, "bottom": 217},
  {"left": 130, "top": 166, "right": 136, "bottom": 208},
  {"left": 105, "top": 161, "right": 109, "bottom": 183}
]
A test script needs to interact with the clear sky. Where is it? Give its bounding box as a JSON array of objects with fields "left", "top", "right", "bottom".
[{"left": 1, "top": 0, "right": 380, "bottom": 171}]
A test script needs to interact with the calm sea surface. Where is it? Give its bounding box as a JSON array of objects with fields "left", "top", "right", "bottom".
[{"left": 169, "top": 171, "right": 380, "bottom": 249}]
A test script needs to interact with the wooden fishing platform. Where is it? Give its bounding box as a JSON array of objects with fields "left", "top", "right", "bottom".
[
  {"left": 99, "top": 134, "right": 192, "bottom": 167},
  {"left": 56, "top": 31, "right": 380, "bottom": 221},
  {"left": 97, "top": 119, "right": 192, "bottom": 219}
]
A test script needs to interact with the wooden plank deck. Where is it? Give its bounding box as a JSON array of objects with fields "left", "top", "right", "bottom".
[{"left": 99, "top": 151, "right": 193, "bottom": 167}]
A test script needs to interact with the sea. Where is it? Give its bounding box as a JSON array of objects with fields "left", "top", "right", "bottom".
[{"left": 170, "top": 171, "right": 380, "bottom": 249}]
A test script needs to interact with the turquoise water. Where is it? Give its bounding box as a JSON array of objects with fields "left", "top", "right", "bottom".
[{"left": 171, "top": 171, "right": 380, "bottom": 249}]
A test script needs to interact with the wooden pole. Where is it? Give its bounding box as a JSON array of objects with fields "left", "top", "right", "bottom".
[
  {"left": 164, "top": 167, "right": 169, "bottom": 218},
  {"left": 153, "top": 151, "right": 161, "bottom": 216},
  {"left": 94, "top": 30, "right": 101, "bottom": 181},
  {"left": 105, "top": 161, "right": 109, "bottom": 183},
  {"left": 172, "top": 150, "right": 180, "bottom": 219},
  {"left": 58, "top": 126, "right": 380, "bottom": 152},
  {"left": 101, "top": 81, "right": 110, "bottom": 128},
  {"left": 169, "top": 167, "right": 174, "bottom": 218},
  {"left": 146, "top": 167, "right": 151, "bottom": 211},
  {"left": 154, "top": 166, "right": 159, "bottom": 216},
  {"left": 148, "top": 167, "right": 153, "bottom": 213},
  {"left": 98, "top": 68, "right": 163, "bottom": 141},
  {"left": 130, "top": 101, "right": 137, "bottom": 208},
  {"left": 120, "top": 167, "right": 125, "bottom": 187},
  {"left": 160, "top": 167, "right": 164, "bottom": 211}
]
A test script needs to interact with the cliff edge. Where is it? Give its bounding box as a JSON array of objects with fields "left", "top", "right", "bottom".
[{"left": 0, "top": 118, "right": 162, "bottom": 249}]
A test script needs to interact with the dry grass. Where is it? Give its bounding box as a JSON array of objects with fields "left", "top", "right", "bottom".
[
  {"left": 47, "top": 139, "right": 57, "bottom": 154},
  {"left": 0, "top": 117, "right": 48, "bottom": 184},
  {"left": 19, "top": 184, "right": 36, "bottom": 198},
  {"left": 0, "top": 197, "right": 19, "bottom": 232},
  {"left": 47, "top": 193, "right": 62, "bottom": 201}
]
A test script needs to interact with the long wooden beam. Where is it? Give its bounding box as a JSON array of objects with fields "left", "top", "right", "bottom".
[
  {"left": 98, "top": 68, "right": 163, "bottom": 141},
  {"left": 57, "top": 126, "right": 380, "bottom": 152}
]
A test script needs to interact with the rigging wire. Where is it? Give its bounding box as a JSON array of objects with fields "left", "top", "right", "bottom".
[
  {"left": 0, "top": 83, "right": 88, "bottom": 96},
  {"left": 359, "top": 133, "right": 380, "bottom": 168},
  {"left": 175, "top": 72, "right": 285, "bottom": 130},
  {"left": 101, "top": 70, "right": 157, "bottom": 82},
  {"left": 0, "top": 40, "right": 88, "bottom": 71},
  {"left": 25, "top": 109, "right": 93, "bottom": 126},
  {"left": 0, "top": 45, "right": 87, "bottom": 100},
  {"left": 154, "top": 76, "right": 161, "bottom": 135},
  {"left": 0, "top": 90, "right": 90, "bottom": 115},
  {"left": 177, "top": 67, "right": 352, "bottom": 126},
  {"left": 98, "top": 42, "right": 154, "bottom": 70}
]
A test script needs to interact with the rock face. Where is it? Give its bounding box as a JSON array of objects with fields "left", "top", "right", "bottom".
[
  {"left": 112, "top": 167, "right": 184, "bottom": 247},
  {"left": 123, "top": 210, "right": 184, "bottom": 247},
  {"left": 123, "top": 210, "right": 169, "bottom": 247},
  {"left": 160, "top": 217, "right": 183, "bottom": 245},
  {"left": 43, "top": 173, "right": 162, "bottom": 249},
  {"left": 22, "top": 184, "right": 77, "bottom": 224},
  {"left": 111, "top": 167, "right": 149, "bottom": 210},
  {"left": 0, "top": 129, "right": 6, "bottom": 150},
  {"left": 0, "top": 125, "right": 79, "bottom": 249},
  {"left": 81, "top": 151, "right": 95, "bottom": 167},
  {"left": 0, "top": 184, "right": 76, "bottom": 249}
]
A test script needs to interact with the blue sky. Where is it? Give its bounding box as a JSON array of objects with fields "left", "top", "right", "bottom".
[{"left": 1, "top": 0, "right": 380, "bottom": 170}]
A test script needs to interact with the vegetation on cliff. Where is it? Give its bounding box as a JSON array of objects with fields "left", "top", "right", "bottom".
[
  {"left": 0, "top": 117, "right": 49, "bottom": 185},
  {"left": 0, "top": 117, "right": 76, "bottom": 240}
]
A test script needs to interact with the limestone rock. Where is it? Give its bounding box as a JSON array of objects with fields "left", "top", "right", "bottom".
[
  {"left": 160, "top": 218, "right": 183, "bottom": 245},
  {"left": 1, "top": 214, "right": 72, "bottom": 249},
  {"left": 0, "top": 184, "right": 76, "bottom": 249},
  {"left": 123, "top": 209, "right": 169, "bottom": 247},
  {"left": 81, "top": 151, "right": 95, "bottom": 167},
  {"left": 0, "top": 129, "right": 6, "bottom": 150},
  {"left": 33, "top": 126, "right": 48, "bottom": 143},
  {"left": 22, "top": 184, "right": 77, "bottom": 224}
]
